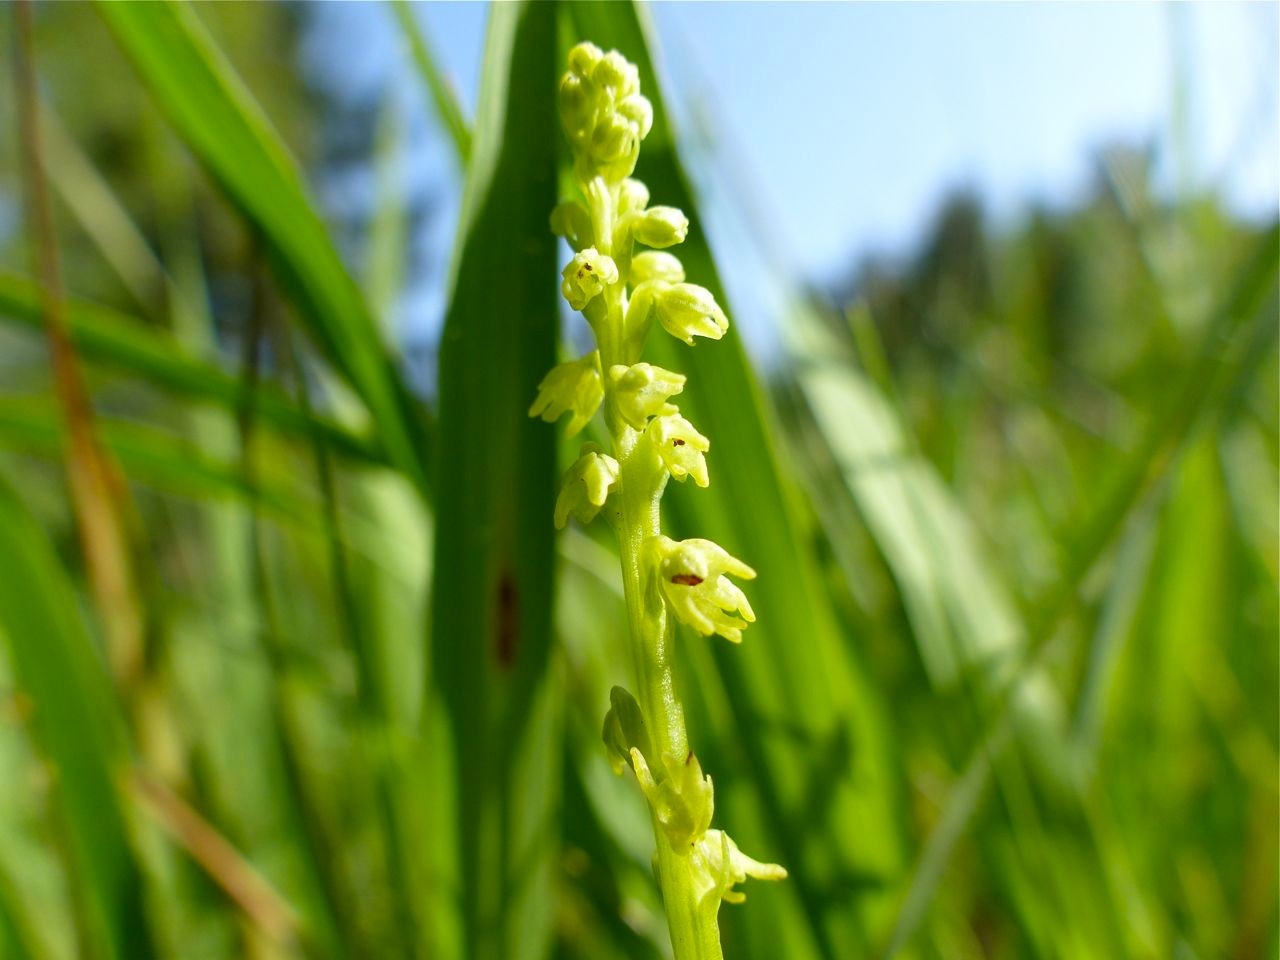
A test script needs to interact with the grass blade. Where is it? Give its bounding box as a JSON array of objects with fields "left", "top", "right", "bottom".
[
  {"left": 0, "top": 474, "right": 155, "bottom": 960},
  {"left": 95, "top": 0, "right": 431, "bottom": 495},
  {"left": 0, "top": 274, "right": 385, "bottom": 468},
  {"left": 424, "top": 3, "right": 561, "bottom": 958},
  {"left": 389, "top": 0, "right": 472, "bottom": 166}
]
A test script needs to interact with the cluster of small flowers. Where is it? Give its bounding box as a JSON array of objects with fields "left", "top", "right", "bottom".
[{"left": 530, "top": 41, "right": 784, "bottom": 912}]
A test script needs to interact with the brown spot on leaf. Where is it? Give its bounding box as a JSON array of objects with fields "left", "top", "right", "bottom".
[
  {"left": 671, "top": 573, "right": 703, "bottom": 587},
  {"left": 494, "top": 572, "right": 518, "bottom": 670}
]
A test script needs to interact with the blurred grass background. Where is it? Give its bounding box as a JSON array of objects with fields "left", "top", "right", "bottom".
[{"left": 0, "top": 2, "right": 1275, "bottom": 959}]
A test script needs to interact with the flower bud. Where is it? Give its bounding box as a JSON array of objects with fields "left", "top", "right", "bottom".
[
  {"left": 555, "top": 444, "right": 619, "bottom": 530},
  {"left": 653, "top": 283, "right": 729, "bottom": 344},
  {"left": 567, "top": 41, "right": 603, "bottom": 78},
  {"left": 558, "top": 73, "right": 592, "bottom": 142},
  {"left": 629, "top": 748, "right": 715, "bottom": 851},
  {"left": 609, "top": 362, "right": 685, "bottom": 430},
  {"left": 528, "top": 352, "right": 603, "bottom": 436},
  {"left": 633, "top": 206, "right": 689, "bottom": 249},
  {"left": 593, "top": 50, "right": 639, "bottom": 98},
  {"left": 561, "top": 247, "right": 618, "bottom": 310},
  {"left": 630, "top": 251, "right": 686, "bottom": 286},
  {"left": 618, "top": 95, "right": 654, "bottom": 140},
  {"left": 601, "top": 686, "right": 653, "bottom": 776},
  {"left": 649, "top": 413, "right": 710, "bottom": 487},
  {"left": 549, "top": 201, "right": 593, "bottom": 251},
  {"left": 617, "top": 178, "right": 651, "bottom": 216},
  {"left": 591, "top": 112, "right": 636, "bottom": 163}
]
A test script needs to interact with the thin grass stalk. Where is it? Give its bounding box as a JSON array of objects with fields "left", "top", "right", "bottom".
[
  {"left": 389, "top": 0, "right": 471, "bottom": 165},
  {"left": 12, "top": 0, "right": 146, "bottom": 704},
  {"left": 127, "top": 771, "right": 299, "bottom": 949}
]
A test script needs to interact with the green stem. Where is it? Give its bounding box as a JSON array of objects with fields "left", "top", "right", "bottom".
[{"left": 613, "top": 430, "right": 722, "bottom": 960}]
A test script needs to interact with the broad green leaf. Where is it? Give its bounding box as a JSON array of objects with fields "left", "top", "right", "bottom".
[
  {"left": 0, "top": 474, "right": 156, "bottom": 960},
  {"left": 95, "top": 0, "right": 430, "bottom": 495},
  {"left": 425, "top": 3, "right": 560, "bottom": 959}
]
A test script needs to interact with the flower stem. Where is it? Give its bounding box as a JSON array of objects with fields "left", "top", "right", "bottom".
[
  {"left": 613, "top": 446, "right": 722, "bottom": 960},
  {"left": 603, "top": 300, "right": 723, "bottom": 960}
]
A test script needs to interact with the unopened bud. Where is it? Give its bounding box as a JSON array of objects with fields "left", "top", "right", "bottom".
[
  {"left": 591, "top": 113, "right": 636, "bottom": 163},
  {"left": 618, "top": 95, "right": 654, "bottom": 140},
  {"left": 630, "top": 252, "right": 686, "bottom": 286},
  {"left": 634, "top": 206, "right": 689, "bottom": 249},
  {"left": 567, "top": 42, "right": 603, "bottom": 78},
  {"left": 617, "top": 179, "right": 651, "bottom": 216},
  {"left": 653, "top": 283, "right": 729, "bottom": 344},
  {"left": 593, "top": 50, "right": 639, "bottom": 98},
  {"left": 550, "top": 201, "right": 593, "bottom": 251},
  {"left": 558, "top": 74, "right": 594, "bottom": 145}
]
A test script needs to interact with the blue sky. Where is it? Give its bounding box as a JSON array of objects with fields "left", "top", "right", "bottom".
[
  {"left": 407, "top": 2, "right": 1276, "bottom": 266},
  {"left": 302, "top": 2, "right": 1278, "bottom": 345}
]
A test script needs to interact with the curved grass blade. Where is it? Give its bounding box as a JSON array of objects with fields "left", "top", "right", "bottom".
[
  {"left": 424, "top": 3, "right": 560, "bottom": 958},
  {"left": 0, "top": 398, "right": 316, "bottom": 525},
  {"left": 389, "top": 0, "right": 472, "bottom": 166},
  {"left": 95, "top": 0, "right": 431, "bottom": 495},
  {"left": 0, "top": 474, "right": 156, "bottom": 960},
  {"left": 0, "top": 274, "right": 385, "bottom": 468}
]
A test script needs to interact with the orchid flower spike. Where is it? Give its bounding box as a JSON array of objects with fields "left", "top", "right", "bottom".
[{"left": 535, "top": 41, "right": 781, "bottom": 952}]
